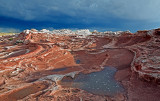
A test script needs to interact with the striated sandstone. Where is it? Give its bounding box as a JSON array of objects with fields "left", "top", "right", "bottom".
[{"left": 0, "top": 28, "right": 160, "bottom": 101}]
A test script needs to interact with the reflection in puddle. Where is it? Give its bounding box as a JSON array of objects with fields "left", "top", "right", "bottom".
[
  {"left": 61, "top": 67, "right": 124, "bottom": 96},
  {"left": 76, "top": 60, "right": 81, "bottom": 64}
]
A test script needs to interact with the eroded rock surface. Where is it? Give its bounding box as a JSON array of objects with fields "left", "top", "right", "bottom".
[{"left": 0, "top": 28, "right": 160, "bottom": 101}]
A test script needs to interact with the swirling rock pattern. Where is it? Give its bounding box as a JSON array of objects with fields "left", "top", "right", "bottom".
[{"left": 0, "top": 28, "right": 160, "bottom": 101}]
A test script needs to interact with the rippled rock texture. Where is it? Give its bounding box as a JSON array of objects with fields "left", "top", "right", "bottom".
[{"left": 0, "top": 28, "right": 160, "bottom": 101}]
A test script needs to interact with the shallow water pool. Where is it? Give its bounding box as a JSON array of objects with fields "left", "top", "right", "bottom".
[
  {"left": 52, "top": 68, "right": 67, "bottom": 72},
  {"left": 61, "top": 67, "right": 124, "bottom": 96}
]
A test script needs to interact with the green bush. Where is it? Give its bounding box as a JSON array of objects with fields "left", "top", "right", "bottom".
[{"left": 8, "top": 38, "right": 13, "bottom": 41}]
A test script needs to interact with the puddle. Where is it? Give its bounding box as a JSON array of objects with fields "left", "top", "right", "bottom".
[
  {"left": 61, "top": 67, "right": 124, "bottom": 96},
  {"left": 5, "top": 50, "right": 27, "bottom": 58},
  {"left": 76, "top": 60, "right": 81, "bottom": 64},
  {"left": 52, "top": 68, "right": 67, "bottom": 72}
]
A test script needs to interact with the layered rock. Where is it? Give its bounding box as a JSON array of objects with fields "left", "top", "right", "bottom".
[{"left": 0, "top": 28, "right": 160, "bottom": 101}]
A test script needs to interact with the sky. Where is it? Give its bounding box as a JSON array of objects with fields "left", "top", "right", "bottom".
[{"left": 0, "top": 0, "right": 160, "bottom": 33}]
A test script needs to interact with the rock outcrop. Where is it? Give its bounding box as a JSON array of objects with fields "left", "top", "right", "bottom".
[{"left": 0, "top": 28, "right": 160, "bottom": 101}]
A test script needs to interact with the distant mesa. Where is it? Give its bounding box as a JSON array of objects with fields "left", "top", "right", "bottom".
[{"left": 22, "top": 28, "right": 133, "bottom": 37}]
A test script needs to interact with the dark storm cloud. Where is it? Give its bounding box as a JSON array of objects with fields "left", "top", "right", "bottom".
[{"left": 0, "top": 0, "right": 160, "bottom": 32}]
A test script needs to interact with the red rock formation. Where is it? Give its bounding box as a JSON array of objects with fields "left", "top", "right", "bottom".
[{"left": 0, "top": 28, "right": 160, "bottom": 101}]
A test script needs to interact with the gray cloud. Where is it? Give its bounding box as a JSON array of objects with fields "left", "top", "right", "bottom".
[
  {"left": 0, "top": 0, "right": 160, "bottom": 22},
  {"left": 0, "top": 0, "right": 160, "bottom": 33}
]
